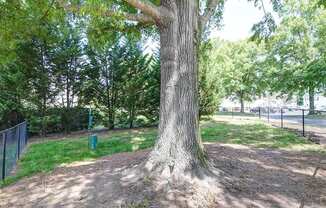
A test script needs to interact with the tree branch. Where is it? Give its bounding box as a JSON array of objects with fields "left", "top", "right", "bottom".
[
  {"left": 105, "top": 10, "right": 155, "bottom": 24},
  {"left": 100, "top": 22, "right": 154, "bottom": 33},
  {"left": 200, "top": 0, "right": 221, "bottom": 31},
  {"left": 41, "top": 0, "right": 55, "bottom": 20},
  {"left": 124, "top": 0, "right": 161, "bottom": 22},
  {"left": 260, "top": 0, "right": 268, "bottom": 16},
  {"left": 57, "top": 0, "right": 155, "bottom": 25}
]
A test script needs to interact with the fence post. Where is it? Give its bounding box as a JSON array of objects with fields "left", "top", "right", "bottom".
[
  {"left": 268, "top": 107, "right": 270, "bottom": 122},
  {"left": 281, "top": 108, "right": 283, "bottom": 128},
  {"left": 232, "top": 107, "right": 234, "bottom": 118},
  {"left": 2, "top": 133, "right": 7, "bottom": 180},
  {"left": 25, "top": 121, "right": 28, "bottom": 146},
  {"left": 259, "top": 107, "right": 261, "bottom": 119},
  {"left": 302, "top": 109, "right": 305, "bottom": 136},
  {"left": 17, "top": 125, "right": 21, "bottom": 159}
]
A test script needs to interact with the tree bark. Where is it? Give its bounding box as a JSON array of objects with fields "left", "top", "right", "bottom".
[
  {"left": 108, "top": 109, "right": 115, "bottom": 130},
  {"left": 41, "top": 97, "right": 47, "bottom": 136},
  {"left": 65, "top": 72, "right": 71, "bottom": 134},
  {"left": 40, "top": 45, "right": 47, "bottom": 137},
  {"left": 146, "top": 0, "right": 208, "bottom": 177},
  {"left": 105, "top": 65, "right": 116, "bottom": 130},
  {"left": 129, "top": 106, "right": 135, "bottom": 129},
  {"left": 240, "top": 94, "right": 244, "bottom": 113},
  {"left": 308, "top": 87, "right": 315, "bottom": 115}
]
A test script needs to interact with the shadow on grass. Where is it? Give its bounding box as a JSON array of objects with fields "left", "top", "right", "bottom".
[
  {"left": 1, "top": 119, "right": 324, "bottom": 187},
  {"left": 1, "top": 144, "right": 325, "bottom": 208},
  {"left": 0, "top": 130, "right": 157, "bottom": 187},
  {"left": 201, "top": 120, "right": 314, "bottom": 149}
]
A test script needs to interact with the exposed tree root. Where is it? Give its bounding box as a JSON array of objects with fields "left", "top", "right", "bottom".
[
  {"left": 119, "top": 159, "right": 225, "bottom": 207},
  {"left": 2, "top": 145, "right": 325, "bottom": 208}
]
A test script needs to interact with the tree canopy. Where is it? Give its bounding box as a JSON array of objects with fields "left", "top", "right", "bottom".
[{"left": 264, "top": 0, "right": 326, "bottom": 112}]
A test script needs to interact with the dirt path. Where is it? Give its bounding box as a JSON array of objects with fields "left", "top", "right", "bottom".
[{"left": 0, "top": 144, "right": 325, "bottom": 208}]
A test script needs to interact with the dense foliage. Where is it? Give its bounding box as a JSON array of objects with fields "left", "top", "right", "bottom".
[
  {"left": 265, "top": 0, "right": 326, "bottom": 113},
  {"left": 0, "top": 33, "right": 161, "bottom": 134},
  {"left": 199, "top": 42, "right": 224, "bottom": 117},
  {"left": 209, "top": 39, "right": 267, "bottom": 112},
  {"left": 0, "top": 0, "right": 225, "bottom": 134},
  {"left": 206, "top": 0, "right": 326, "bottom": 112},
  {"left": 0, "top": 0, "right": 325, "bottom": 134},
  {"left": 0, "top": 1, "right": 161, "bottom": 133}
]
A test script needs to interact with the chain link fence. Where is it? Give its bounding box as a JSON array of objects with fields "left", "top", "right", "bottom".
[{"left": 0, "top": 121, "right": 28, "bottom": 180}]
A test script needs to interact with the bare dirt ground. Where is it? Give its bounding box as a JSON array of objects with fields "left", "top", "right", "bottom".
[{"left": 1, "top": 143, "right": 325, "bottom": 208}]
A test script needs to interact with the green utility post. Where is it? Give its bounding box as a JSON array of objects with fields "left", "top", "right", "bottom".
[{"left": 88, "top": 107, "right": 98, "bottom": 150}]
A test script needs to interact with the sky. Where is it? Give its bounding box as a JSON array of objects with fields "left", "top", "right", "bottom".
[
  {"left": 210, "top": 0, "right": 274, "bottom": 41},
  {"left": 144, "top": 0, "right": 274, "bottom": 52}
]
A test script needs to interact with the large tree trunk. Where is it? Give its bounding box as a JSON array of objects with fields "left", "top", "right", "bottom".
[
  {"left": 308, "top": 87, "right": 315, "bottom": 115},
  {"left": 146, "top": 0, "right": 208, "bottom": 177}
]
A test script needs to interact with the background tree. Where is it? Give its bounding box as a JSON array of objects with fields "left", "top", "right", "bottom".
[
  {"left": 199, "top": 41, "right": 223, "bottom": 117},
  {"left": 0, "top": 62, "right": 28, "bottom": 129},
  {"left": 81, "top": 39, "right": 160, "bottom": 129},
  {"left": 53, "top": 17, "right": 84, "bottom": 133},
  {"left": 138, "top": 52, "right": 160, "bottom": 124},
  {"left": 214, "top": 40, "right": 266, "bottom": 112},
  {"left": 8, "top": 22, "right": 63, "bottom": 135},
  {"left": 120, "top": 43, "right": 155, "bottom": 128},
  {"left": 82, "top": 40, "right": 126, "bottom": 129},
  {"left": 266, "top": 0, "right": 326, "bottom": 114}
]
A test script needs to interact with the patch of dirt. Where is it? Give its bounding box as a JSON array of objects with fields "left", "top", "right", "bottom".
[{"left": 1, "top": 144, "right": 325, "bottom": 208}]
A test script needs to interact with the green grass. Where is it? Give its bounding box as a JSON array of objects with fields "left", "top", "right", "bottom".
[
  {"left": 216, "top": 111, "right": 256, "bottom": 117},
  {"left": 1, "top": 118, "right": 324, "bottom": 187},
  {"left": 306, "top": 114, "right": 326, "bottom": 119},
  {"left": 201, "top": 121, "right": 312, "bottom": 148}
]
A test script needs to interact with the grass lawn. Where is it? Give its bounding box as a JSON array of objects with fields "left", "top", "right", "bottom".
[
  {"left": 1, "top": 116, "right": 324, "bottom": 187},
  {"left": 216, "top": 111, "right": 257, "bottom": 117},
  {"left": 306, "top": 113, "right": 326, "bottom": 119}
]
